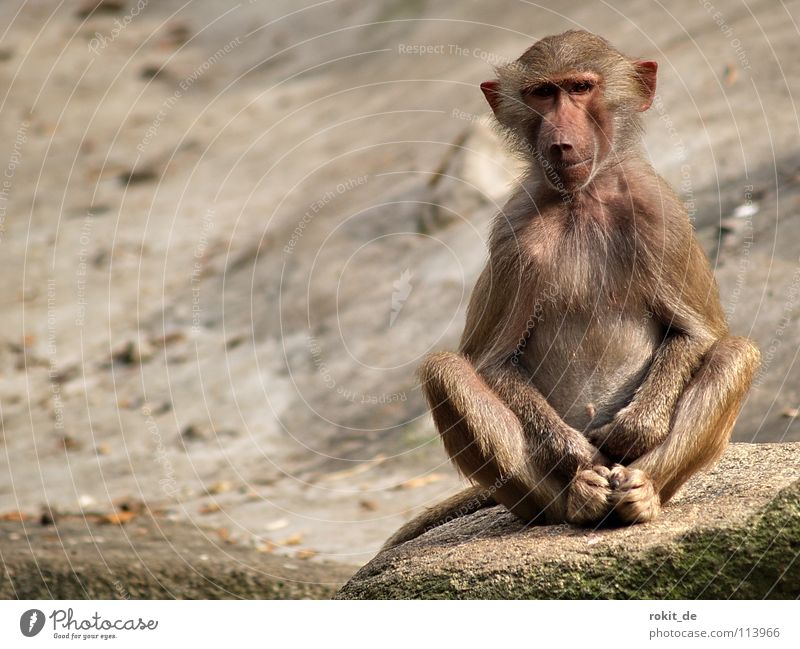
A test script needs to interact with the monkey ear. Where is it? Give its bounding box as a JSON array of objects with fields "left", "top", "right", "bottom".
[
  {"left": 634, "top": 61, "right": 658, "bottom": 111},
  {"left": 480, "top": 80, "right": 503, "bottom": 115}
]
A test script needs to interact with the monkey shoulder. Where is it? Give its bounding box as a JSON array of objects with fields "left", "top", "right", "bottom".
[
  {"left": 631, "top": 170, "right": 688, "bottom": 224},
  {"left": 488, "top": 190, "right": 556, "bottom": 256},
  {"left": 489, "top": 210, "right": 565, "bottom": 278},
  {"left": 620, "top": 171, "right": 693, "bottom": 247}
]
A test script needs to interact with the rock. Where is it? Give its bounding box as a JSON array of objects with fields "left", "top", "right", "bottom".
[
  {"left": 111, "top": 339, "right": 155, "bottom": 365},
  {"left": 117, "top": 165, "right": 160, "bottom": 185},
  {"left": 0, "top": 517, "right": 355, "bottom": 599},
  {"left": 337, "top": 443, "right": 800, "bottom": 599},
  {"left": 206, "top": 480, "right": 233, "bottom": 495},
  {"left": 76, "top": 0, "right": 125, "bottom": 19}
]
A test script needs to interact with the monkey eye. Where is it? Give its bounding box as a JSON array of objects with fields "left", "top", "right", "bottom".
[
  {"left": 525, "top": 83, "right": 557, "bottom": 98},
  {"left": 569, "top": 80, "right": 593, "bottom": 94}
]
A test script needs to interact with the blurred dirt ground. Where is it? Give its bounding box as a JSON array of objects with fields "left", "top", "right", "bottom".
[{"left": 0, "top": 0, "right": 799, "bottom": 576}]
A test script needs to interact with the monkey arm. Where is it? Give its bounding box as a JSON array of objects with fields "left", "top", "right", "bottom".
[
  {"left": 459, "top": 260, "right": 529, "bottom": 369},
  {"left": 587, "top": 333, "right": 710, "bottom": 461},
  {"left": 588, "top": 232, "right": 726, "bottom": 461},
  {"left": 485, "top": 361, "right": 606, "bottom": 480}
]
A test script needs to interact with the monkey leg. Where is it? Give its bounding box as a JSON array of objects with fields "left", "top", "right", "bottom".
[
  {"left": 419, "top": 351, "right": 611, "bottom": 525},
  {"left": 586, "top": 333, "right": 709, "bottom": 463},
  {"left": 483, "top": 360, "right": 607, "bottom": 479},
  {"left": 615, "top": 336, "right": 760, "bottom": 521}
]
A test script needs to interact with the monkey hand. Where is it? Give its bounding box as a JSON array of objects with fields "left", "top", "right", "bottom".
[
  {"left": 608, "top": 465, "right": 660, "bottom": 524},
  {"left": 565, "top": 465, "right": 613, "bottom": 525},
  {"left": 585, "top": 406, "right": 669, "bottom": 463}
]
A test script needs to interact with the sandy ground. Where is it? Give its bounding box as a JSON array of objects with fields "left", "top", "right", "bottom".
[{"left": 0, "top": 0, "right": 799, "bottom": 573}]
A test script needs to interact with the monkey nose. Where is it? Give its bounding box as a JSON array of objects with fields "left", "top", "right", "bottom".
[{"left": 549, "top": 142, "right": 574, "bottom": 158}]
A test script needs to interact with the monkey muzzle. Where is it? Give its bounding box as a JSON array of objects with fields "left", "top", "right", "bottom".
[{"left": 542, "top": 155, "right": 594, "bottom": 190}]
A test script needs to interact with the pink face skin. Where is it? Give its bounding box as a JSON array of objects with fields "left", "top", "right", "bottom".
[{"left": 519, "top": 73, "right": 610, "bottom": 190}]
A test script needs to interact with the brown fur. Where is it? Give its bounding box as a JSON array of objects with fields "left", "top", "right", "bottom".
[{"left": 384, "top": 31, "right": 759, "bottom": 549}]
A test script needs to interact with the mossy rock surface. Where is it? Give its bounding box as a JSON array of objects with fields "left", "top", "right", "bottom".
[
  {"left": 337, "top": 443, "right": 800, "bottom": 599},
  {"left": 0, "top": 518, "right": 356, "bottom": 599}
]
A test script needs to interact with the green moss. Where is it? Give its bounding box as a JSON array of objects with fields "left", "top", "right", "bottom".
[{"left": 341, "top": 480, "right": 800, "bottom": 599}]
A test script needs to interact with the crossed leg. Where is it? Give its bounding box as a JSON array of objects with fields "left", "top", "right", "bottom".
[
  {"left": 589, "top": 336, "right": 760, "bottom": 523},
  {"left": 630, "top": 336, "right": 760, "bottom": 503},
  {"left": 418, "top": 336, "right": 759, "bottom": 527},
  {"left": 418, "top": 351, "right": 610, "bottom": 525}
]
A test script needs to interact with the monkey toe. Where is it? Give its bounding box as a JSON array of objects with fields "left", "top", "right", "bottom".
[
  {"left": 566, "top": 468, "right": 612, "bottom": 525},
  {"left": 613, "top": 494, "right": 660, "bottom": 524},
  {"left": 609, "top": 467, "right": 660, "bottom": 524},
  {"left": 609, "top": 465, "right": 647, "bottom": 490}
]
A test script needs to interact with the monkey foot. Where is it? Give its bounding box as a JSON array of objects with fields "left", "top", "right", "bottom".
[
  {"left": 608, "top": 466, "right": 660, "bottom": 524},
  {"left": 566, "top": 466, "right": 612, "bottom": 525}
]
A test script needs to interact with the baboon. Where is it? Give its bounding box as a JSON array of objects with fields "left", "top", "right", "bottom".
[{"left": 385, "top": 31, "right": 759, "bottom": 548}]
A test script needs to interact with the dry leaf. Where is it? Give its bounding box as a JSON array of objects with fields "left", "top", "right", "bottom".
[
  {"left": 0, "top": 511, "right": 30, "bottom": 522},
  {"left": 101, "top": 511, "right": 136, "bottom": 525},
  {"left": 198, "top": 502, "right": 221, "bottom": 514},
  {"left": 398, "top": 473, "right": 446, "bottom": 490},
  {"left": 62, "top": 435, "right": 83, "bottom": 451},
  {"left": 723, "top": 64, "right": 737, "bottom": 86},
  {"left": 317, "top": 454, "right": 387, "bottom": 482},
  {"left": 279, "top": 532, "right": 304, "bottom": 546},
  {"left": 295, "top": 549, "right": 317, "bottom": 560}
]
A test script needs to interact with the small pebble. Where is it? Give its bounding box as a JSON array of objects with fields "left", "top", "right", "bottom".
[
  {"left": 263, "top": 518, "right": 289, "bottom": 532},
  {"left": 198, "top": 502, "right": 221, "bottom": 514},
  {"left": 207, "top": 481, "right": 232, "bottom": 495}
]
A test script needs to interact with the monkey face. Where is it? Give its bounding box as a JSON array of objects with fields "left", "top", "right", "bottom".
[
  {"left": 521, "top": 74, "right": 612, "bottom": 191},
  {"left": 480, "top": 31, "right": 658, "bottom": 194}
]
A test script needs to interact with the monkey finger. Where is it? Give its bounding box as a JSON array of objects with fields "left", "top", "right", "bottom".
[
  {"left": 608, "top": 464, "right": 627, "bottom": 489},
  {"left": 576, "top": 468, "right": 609, "bottom": 489},
  {"left": 585, "top": 425, "right": 611, "bottom": 446},
  {"left": 615, "top": 476, "right": 647, "bottom": 492},
  {"left": 592, "top": 464, "right": 612, "bottom": 479}
]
